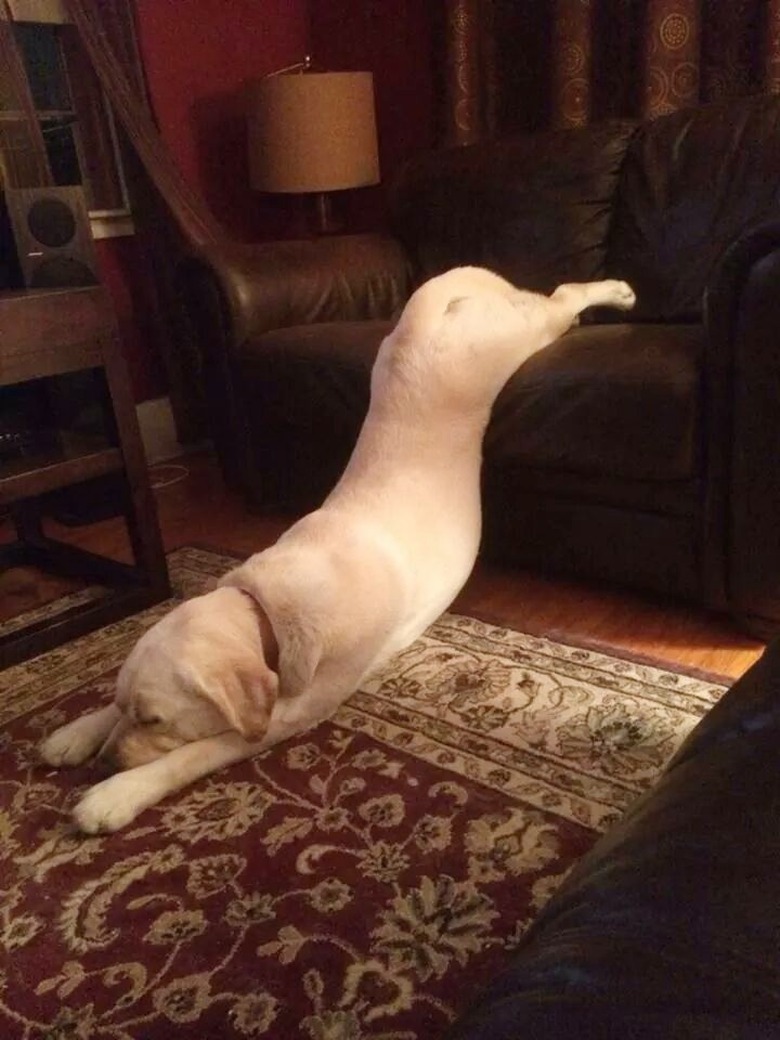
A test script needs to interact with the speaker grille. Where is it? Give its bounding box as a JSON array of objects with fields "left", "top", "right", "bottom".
[
  {"left": 27, "top": 198, "right": 77, "bottom": 248},
  {"left": 4, "top": 185, "right": 98, "bottom": 291}
]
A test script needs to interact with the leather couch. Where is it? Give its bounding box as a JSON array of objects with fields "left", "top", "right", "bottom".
[
  {"left": 444, "top": 639, "right": 780, "bottom": 1039},
  {"left": 177, "top": 94, "right": 780, "bottom": 635}
]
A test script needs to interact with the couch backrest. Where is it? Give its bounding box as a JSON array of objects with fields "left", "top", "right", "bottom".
[
  {"left": 390, "top": 122, "right": 636, "bottom": 295},
  {"left": 608, "top": 94, "right": 780, "bottom": 321}
]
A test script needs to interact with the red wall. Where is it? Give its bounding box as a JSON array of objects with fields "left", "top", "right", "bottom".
[
  {"left": 114, "top": 0, "right": 436, "bottom": 402},
  {"left": 133, "top": 0, "right": 310, "bottom": 242}
]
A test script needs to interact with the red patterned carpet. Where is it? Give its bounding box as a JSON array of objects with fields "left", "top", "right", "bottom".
[{"left": 0, "top": 548, "right": 727, "bottom": 1039}]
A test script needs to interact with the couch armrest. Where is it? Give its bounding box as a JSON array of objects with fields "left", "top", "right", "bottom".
[
  {"left": 702, "top": 221, "right": 780, "bottom": 632},
  {"left": 182, "top": 232, "right": 412, "bottom": 348}
]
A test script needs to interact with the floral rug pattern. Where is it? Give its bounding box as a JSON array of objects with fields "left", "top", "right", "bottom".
[{"left": 0, "top": 547, "right": 727, "bottom": 1039}]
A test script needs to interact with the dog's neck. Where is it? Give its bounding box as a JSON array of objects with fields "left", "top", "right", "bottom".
[{"left": 236, "top": 588, "right": 280, "bottom": 673}]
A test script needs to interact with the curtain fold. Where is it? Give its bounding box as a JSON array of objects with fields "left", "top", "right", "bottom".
[
  {"left": 442, "top": 0, "right": 483, "bottom": 145},
  {"left": 63, "top": 0, "right": 222, "bottom": 250},
  {"left": 62, "top": 0, "right": 226, "bottom": 441},
  {"left": 441, "top": 0, "right": 780, "bottom": 140},
  {"left": 642, "top": 0, "right": 701, "bottom": 118},
  {"left": 550, "top": 0, "right": 595, "bottom": 127},
  {"left": 767, "top": 0, "right": 780, "bottom": 91}
]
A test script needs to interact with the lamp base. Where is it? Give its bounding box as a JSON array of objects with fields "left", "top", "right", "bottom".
[{"left": 311, "top": 192, "right": 343, "bottom": 235}]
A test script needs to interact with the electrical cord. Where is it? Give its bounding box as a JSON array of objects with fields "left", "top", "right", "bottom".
[{"left": 149, "top": 464, "right": 190, "bottom": 490}]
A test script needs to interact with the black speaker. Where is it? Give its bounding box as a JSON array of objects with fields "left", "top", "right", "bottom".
[{"left": 3, "top": 185, "right": 98, "bottom": 290}]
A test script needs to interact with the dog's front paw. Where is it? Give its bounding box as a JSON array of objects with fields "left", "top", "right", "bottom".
[
  {"left": 40, "top": 717, "right": 104, "bottom": 768},
  {"left": 72, "top": 773, "right": 155, "bottom": 834},
  {"left": 604, "top": 280, "right": 636, "bottom": 311}
]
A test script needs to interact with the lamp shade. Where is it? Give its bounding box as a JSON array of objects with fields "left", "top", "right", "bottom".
[{"left": 247, "top": 71, "right": 380, "bottom": 194}]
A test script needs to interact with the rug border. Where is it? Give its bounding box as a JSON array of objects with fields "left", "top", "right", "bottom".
[
  {"left": 464, "top": 608, "right": 736, "bottom": 687},
  {"left": 174, "top": 542, "right": 737, "bottom": 689}
]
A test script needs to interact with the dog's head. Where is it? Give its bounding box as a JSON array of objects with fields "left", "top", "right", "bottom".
[{"left": 105, "top": 587, "right": 278, "bottom": 769}]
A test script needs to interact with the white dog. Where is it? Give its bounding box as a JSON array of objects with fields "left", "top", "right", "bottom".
[{"left": 40, "top": 267, "right": 635, "bottom": 832}]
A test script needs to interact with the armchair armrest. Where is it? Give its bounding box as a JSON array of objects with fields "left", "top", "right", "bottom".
[
  {"left": 701, "top": 221, "right": 780, "bottom": 632},
  {"left": 704, "top": 220, "right": 780, "bottom": 336},
  {"left": 183, "top": 232, "right": 412, "bottom": 348},
  {"left": 175, "top": 232, "right": 411, "bottom": 497}
]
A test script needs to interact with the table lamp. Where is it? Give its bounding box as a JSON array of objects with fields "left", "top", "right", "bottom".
[{"left": 247, "top": 60, "right": 380, "bottom": 234}]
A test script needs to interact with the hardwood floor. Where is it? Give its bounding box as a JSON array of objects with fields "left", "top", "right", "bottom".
[{"left": 1, "top": 450, "right": 766, "bottom": 681}]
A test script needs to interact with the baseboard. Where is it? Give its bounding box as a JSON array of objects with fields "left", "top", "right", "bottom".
[{"left": 136, "top": 396, "right": 183, "bottom": 465}]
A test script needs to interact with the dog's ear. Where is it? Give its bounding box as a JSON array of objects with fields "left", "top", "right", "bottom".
[{"left": 200, "top": 666, "right": 279, "bottom": 742}]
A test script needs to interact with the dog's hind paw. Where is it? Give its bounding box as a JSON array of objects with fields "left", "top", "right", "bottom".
[{"left": 602, "top": 279, "right": 636, "bottom": 311}]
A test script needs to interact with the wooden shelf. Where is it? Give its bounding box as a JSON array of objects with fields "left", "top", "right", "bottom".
[
  {"left": 0, "top": 285, "right": 170, "bottom": 666},
  {"left": 0, "top": 286, "right": 111, "bottom": 385},
  {"left": 0, "top": 430, "right": 122, "bottom": 504}
]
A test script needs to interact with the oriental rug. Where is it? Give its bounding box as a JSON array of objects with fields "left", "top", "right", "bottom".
[{"left": 0, "top": 547, "right": 728, "bottom": 1039}]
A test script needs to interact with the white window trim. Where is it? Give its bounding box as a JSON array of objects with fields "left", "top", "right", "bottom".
[
  {"left": 7, "top": 1, "right": 69, "bottom": 24},
  {"left": 90, "top": 94, "right": 134, "bottom": 237},
  {"left": 90, "top": 212, "right": 135, "bottom": 239}
]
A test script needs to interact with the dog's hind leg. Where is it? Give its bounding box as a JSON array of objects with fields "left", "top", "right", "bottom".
[{"left": 550, "top": 279, "right": 636, "bottom": 323}]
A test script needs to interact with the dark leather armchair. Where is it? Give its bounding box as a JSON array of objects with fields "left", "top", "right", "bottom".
[{"left": 177, "top": 94, "right": 780, "bottom": 636}]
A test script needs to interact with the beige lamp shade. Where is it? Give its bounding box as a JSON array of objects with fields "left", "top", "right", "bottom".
[{"left": 247, "top": 71, "right": 380, "bottom": 194}]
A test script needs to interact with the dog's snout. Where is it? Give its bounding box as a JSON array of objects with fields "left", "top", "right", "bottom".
[
  {"left": 93, "top": 749, "right": 121, "bottom": 777},
  {"left": 94, "top": 716, "right": 128, "bottom": 767},
  {"left": 111, "top": 727, "right": 182, "bottom": 769}
]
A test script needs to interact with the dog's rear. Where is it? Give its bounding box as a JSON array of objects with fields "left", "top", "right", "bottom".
[{"left": 369, "top": 266, "right": 592, "bottom": 419}]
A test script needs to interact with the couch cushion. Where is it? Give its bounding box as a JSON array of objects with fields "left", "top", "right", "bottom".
[
  {"left": 446, "top": 640, "right": 780, "bottom": 1039},
  {"left": 608, "top": 94, "right": 780, "bottom": 322},
  {"left": 390, "top": 121, "right": 637, "bottom": 294},
  {"left": 485, "top": 322, "right": 704, "bottom": 482}
]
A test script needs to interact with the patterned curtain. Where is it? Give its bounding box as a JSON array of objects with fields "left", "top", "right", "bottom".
[{"left": 441, "top": 0, "right": 780, "bottom": 141}]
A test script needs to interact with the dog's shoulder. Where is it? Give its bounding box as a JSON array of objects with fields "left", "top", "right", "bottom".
[
  {"left": 219, "top": 548, "right": 324, "bottom": 699},
  {"left": 219, "top": 513, "right": 409, "bottom": 701}
]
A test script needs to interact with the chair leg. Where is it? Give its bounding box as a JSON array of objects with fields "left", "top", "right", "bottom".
[{"left": 11, "top": 500, "right": 44, "bottom": 543}]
